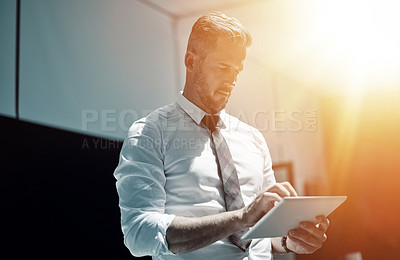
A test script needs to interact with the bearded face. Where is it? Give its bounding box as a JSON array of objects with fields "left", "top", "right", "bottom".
[
  {"left": 184, "top": 39, "right": 247, "bottom": 115},
  {"left": 192, "top": 65, "right": 232, "bottom": 114}
]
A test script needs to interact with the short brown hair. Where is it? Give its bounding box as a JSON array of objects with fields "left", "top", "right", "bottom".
[{"left": 187, "top": 12, "right": 252, "bottom": 58}]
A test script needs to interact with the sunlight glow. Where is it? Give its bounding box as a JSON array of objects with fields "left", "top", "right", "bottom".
[
  {"left": 314, "top": 0, "right": 400, "bottom": 91},
  {"left": 256, "top": 0, "right": 400, "bottom": 94}
]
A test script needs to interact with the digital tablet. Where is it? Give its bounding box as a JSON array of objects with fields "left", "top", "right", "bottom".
[{"left": 242, "top": 196, "right": 347, "bottom": 239}]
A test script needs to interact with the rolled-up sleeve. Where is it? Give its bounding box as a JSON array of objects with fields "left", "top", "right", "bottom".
[{"left": 114, "top": 119, "right": 176, "bottom": 257}]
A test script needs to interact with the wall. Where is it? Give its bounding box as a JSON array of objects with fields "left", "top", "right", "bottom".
[
  {"left": 1, "top": 0, "right": 177, "bottom": 140},
  {"left": 0, "top": 0, "right": 16, "bottom": 118}
]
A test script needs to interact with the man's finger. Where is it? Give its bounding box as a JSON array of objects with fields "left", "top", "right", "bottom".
[
  {"left": 261, "top": 191, "right": 282, "bottom": 204},
  {"left": 316, "top": 216, "right": 330, "bottom": 232},
  {"left": 289, "top": 227, "right": 325, "bottom": 247},
  {"left": 257, "top": 191, "right": 282, "bottom": 213},
  {"left": 299, "top": 222, "right": 326, "bottom": 242},
  {"left": 266, "top": 183, "right": 291, "bottom": 198},
  {"left": 280, "top": 181, "right": 298, "bottom": 197},
  {"left": 287, "top": 231, "right": 320, "bottom": 254}
]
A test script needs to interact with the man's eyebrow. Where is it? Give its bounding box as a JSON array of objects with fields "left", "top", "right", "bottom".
[{"left": 218, "top": 63, "right": 243, "bottom": 71}]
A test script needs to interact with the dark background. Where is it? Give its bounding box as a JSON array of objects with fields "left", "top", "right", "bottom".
[{"left": 0, "top": 115, "right": 150, "bottom": 259}]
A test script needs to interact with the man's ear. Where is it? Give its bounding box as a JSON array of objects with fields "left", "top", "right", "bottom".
[{"left": 185, "top": 51, "right": 196, "bottom": 71}]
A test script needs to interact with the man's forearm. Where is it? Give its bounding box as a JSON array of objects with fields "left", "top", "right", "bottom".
[{"left": 166, "top": 209, "right": 246, "bottom": 254}]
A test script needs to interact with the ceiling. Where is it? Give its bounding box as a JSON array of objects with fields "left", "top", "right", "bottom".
[{"left": 138, "top": 0, "right": 264, "bottom": 19}]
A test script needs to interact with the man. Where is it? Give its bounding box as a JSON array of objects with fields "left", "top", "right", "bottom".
[{"left": 114, "top": 12, "right": 329, "bottom": 260}]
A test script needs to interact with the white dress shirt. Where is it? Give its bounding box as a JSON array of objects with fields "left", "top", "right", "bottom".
[{"left": 114, "top": 93, "right": 276, "bottom": 260}]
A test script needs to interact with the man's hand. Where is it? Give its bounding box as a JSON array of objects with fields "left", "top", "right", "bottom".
[
  {"left": 286, "top": 215, "right": 330, "bottom": 254},
  {"left": 167, "top": 182, "right": 298, "bottom": 254},
  {"left": 241, "top": 182, "right": 298, "bottom": 227}
]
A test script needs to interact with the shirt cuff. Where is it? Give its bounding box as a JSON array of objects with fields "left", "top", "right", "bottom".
[
  {"left": 157, "top": 213, "right": 177, "bottom": 255},
  {"left": 123, "top": 213, "right": 177, "bottom": 257}
]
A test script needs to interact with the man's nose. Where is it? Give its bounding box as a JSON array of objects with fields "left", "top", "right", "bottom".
[{"left": 226, "top": 70, "right": 239, "bottom": 85}]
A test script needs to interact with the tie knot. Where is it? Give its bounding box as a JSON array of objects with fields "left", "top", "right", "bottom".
[{"left": 201, "top": 115, "right": 220, "bottom": 132}]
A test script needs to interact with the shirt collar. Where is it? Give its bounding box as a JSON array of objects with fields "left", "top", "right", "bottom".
[{"left": 175, "top": 92, "right": 226, "bottom": 129}]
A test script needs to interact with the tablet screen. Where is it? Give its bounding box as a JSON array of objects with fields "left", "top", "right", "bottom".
[{"left": 242, "top": 196, "right": 347, "bottom": 239}]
